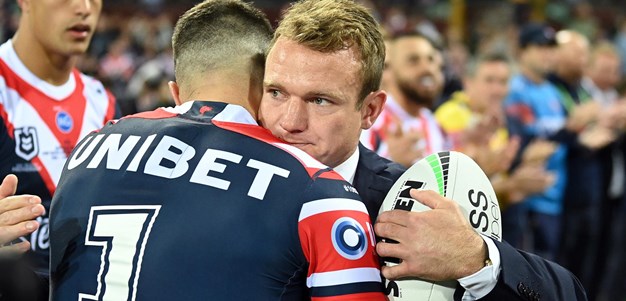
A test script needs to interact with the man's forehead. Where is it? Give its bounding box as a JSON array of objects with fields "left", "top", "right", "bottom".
[
  {"left": 477, "top": 61, "right": 510, "bottom": 72},
  {"left": 267, "top": 39, "right": 360, "bottom": 80},
  {"left": 395, "top": 36, "right": 434, "bottom": 49},
  {"left": 393, "top": 38, "right": 438, "bottom": 60}
]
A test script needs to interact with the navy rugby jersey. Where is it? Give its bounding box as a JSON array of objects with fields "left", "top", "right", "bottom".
[
  {"left": 50, "top": 101, "right": 385, "bottom": 300},
  {"left": 0, "top": 40, "right": 118, "bottom": 273}
]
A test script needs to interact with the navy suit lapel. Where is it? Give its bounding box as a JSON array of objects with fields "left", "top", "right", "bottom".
[{"left": 353, "top": 144, "right": 397, "bottom": 221}]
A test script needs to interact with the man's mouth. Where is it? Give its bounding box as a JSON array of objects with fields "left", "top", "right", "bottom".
[
  {"left": 280, "top": 137, "right": 311, "bottom": 147},
  {"left": 418, "top": 75, "right": 436, "bottom": 88},
  {"left": 284, "top": 140, "right": 310, "bottom": 147},
  {"left": 67, "top": 24, "right": 91, "bottom": 38}
]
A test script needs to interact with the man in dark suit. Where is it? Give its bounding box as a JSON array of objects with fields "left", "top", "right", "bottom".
[
  {"left": 356, "top": 143, "right": 586, "bottom": 300},
  {"left": 353, "top": 143, "right": 405, "bottom": 222},
  {"left": 258, "top": 0, "right": 587, "bottom": 300}
]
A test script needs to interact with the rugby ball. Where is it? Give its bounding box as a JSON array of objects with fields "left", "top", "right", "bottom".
[{"left": 379, "top": 151, "right": 502, "bottom": 300}]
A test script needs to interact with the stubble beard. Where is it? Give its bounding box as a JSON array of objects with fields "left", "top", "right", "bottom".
[{"left": 396, "top": 78, "right": 436, "bottom": 108}]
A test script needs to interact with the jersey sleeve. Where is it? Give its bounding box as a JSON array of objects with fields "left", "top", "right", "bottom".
[{"left": 298, "top": 172, "right": 386, "bottom": 300}]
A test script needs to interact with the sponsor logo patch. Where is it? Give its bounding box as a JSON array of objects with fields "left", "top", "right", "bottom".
[
  {"left": 331, "top": 217, "right": 367, "bottom": 260},
  {"left": 56, "top": 111, "right": 73, "bottom": 133},
  {"left": 14, "top": 127, "right": 39, "bottom": 161}
]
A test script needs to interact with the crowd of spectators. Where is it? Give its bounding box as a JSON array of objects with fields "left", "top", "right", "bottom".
[
  {"left": 3, "top": 0, "right": 626, "bottom": 113},
  {"left": 2, "top": 0, "right": 626, "bottom": 300}
]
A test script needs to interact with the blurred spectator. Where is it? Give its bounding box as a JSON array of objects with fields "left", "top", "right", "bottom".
[
  {"left": 134, "top": 74, "right": 171, "bottom": 112},
  {"left": 141, "top": 0, "right": 164, "bottom": 15},
  {"left": 89, "top": 12, "right": 121, "bottom": 59},
  {"left": 548, "top": 31, "right": 615, "bottom": 297},
  {"left": 504, "top": 23, "right": 566, "bottom": 261},
  {"left": 435, "top": 52, "right": 554, "bottom": 220},
  {"left": 99, "top": 37, "right": 134, "bottom": 80},
  {"left": 436, "top": 53, "right": 512, "bottom": 159},
  {"left": 613, "top": 18, "right": 626, "bottom": 79},
  {"left": 99, "top": 36, "right": 135, "bottom": 98},
  {"left": 583, "top": 42, "right": 626, "bottom": 301},
  {"left": 360, "top": 33, "right": 448, "bottom": 167},
  {"left": 128, "top": 12, "right": 173, "bottom": 59},
  {"left": 125, "top": 45, "right": 174, "bottom": 114},
  {"left": 583, "top": 41, "right": 622, "bottom": 106},
  {"left": 384, "top": 6, "right": 408, "bottom": 34}
]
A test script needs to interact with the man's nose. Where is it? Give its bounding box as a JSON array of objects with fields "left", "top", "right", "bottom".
[
  {"left": 279, "top": 99, "right": 307, "bottom": 133},
  {"left": 74, "top": 0, "right": 92, "bottom": 18}
]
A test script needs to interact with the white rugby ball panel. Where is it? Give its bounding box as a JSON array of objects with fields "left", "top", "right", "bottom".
[{"left": 380, "top": 151, "right": 502, "bottom": 300}]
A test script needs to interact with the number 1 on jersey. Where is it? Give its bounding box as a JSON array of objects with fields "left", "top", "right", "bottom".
[{"left": 79, "top": 205, "right": 161, "bottom": 301}]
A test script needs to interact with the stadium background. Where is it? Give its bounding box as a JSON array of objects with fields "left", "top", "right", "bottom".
[{"left": 3, "top": 0, "right": 626, "bottom": 115}]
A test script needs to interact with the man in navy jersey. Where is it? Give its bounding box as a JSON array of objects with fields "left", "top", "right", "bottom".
[
  {"left": 49, "top": 1, "right": 386, "bottom": 300},
  {"left": 0, "top": 0, "right": 118, "bottom": 299}
]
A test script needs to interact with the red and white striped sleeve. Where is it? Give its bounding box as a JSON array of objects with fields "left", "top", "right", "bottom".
[{"left": 298, "top": 197, "right": 387, "bottom": 300}]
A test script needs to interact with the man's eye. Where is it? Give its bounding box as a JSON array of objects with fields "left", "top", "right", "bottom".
[
  {"left": 270, "top": 89, "right": 281, "bottom": 98},
  {"left": 312, "top": 98, "right": 329, "bottom": 105}
]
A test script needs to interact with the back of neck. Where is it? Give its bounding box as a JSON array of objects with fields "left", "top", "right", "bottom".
[{"left": 180, "top": 75, "right": 260, "bottom": 120}]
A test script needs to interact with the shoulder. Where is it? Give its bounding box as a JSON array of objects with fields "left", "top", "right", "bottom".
[
  {"left": 77, "top": 72, "right": 105, "bottom": 91},
  {"left": 76, "top": 71, "right": 115, "bottom": 101},
  {"left": 358, "top": 144, "right": 404, "bottom": 181}
]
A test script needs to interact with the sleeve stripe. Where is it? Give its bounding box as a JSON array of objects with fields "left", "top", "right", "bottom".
[
  {"left": 299, "top": 198, "right": 368, "bottom": 221},
  {"left": 306, "top": 267, "right": 381, "bottom": 288}
]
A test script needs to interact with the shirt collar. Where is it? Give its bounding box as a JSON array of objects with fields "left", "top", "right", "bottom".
[{"left": 333, "top": 147, "right": 360, "bottom": 184}]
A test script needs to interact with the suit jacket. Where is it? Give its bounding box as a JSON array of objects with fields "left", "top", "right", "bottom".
[
  {"left": 353, "top": 143, "right": 405, "bottom": 222},
  {"left": 353, "top": 143, "right": 587, "bottom": 301}
]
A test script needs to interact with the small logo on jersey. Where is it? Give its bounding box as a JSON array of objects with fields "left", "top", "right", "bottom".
[
  {"left": 56, "top": 111, "right": 73, "bottom": 133},
  {"left": 331, "top": 217, "right": 367, "bottom": 260},
  {"left": 14, "top": 127, "right": 39, "bottom": 161},
  {"left": 199, "top": 106, "right": 213, "bottom": 115}
]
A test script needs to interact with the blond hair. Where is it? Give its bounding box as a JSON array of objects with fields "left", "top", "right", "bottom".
[
  {"left": 589, "top": 41, "right": 621, "bottom": 63},
  {"left": 273, "top": 0, "right": 385, "bottom": 108}
]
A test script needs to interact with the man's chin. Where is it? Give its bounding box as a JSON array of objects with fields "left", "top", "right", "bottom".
[
  {"left": 408, "top": 94, "right": 435, "bottom": 107},
  {"left": 64, "top": 40, "right": 92, "bottom": 56}
]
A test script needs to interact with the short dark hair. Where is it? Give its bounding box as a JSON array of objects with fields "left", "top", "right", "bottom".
[
  {"left": 518, "top": 23, "right": 557, "bottom": 49},
  {"left": 172, "top": 0, "right": 273, "bottom": 89},
  {"left": 392, "top": 31, "right": 443, "bottom": 52},
  {"left": 465, "top": 52, "right": 511, "bottom": 78}
]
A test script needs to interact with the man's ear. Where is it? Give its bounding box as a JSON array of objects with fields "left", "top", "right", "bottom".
[
  {"left": 17, "top": 0, "right": 29, "bottom": 12},
  {"left": 168, "top": 81, "right": 182, "bottom": 106},
  {"left": 360, "top": 90, "right": 387, "bottom": 130}
]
